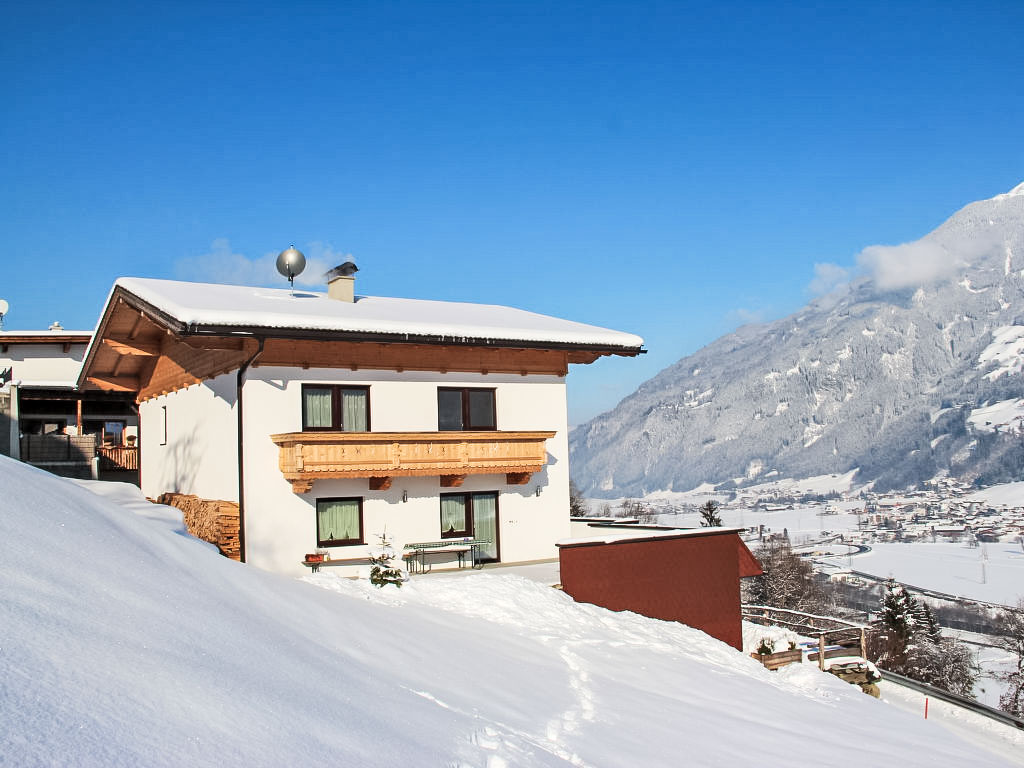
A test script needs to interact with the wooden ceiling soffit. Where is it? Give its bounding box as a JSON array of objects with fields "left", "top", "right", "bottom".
[
  {"left": 85, "top": 374, "right": 139, "bottom": 392},
  {"left": 137, "top": 336, "right": 257, "bottom": 401},
  {"left": 102, "top": 338, "right": 162, "bottom": 357},
  {"left": 256, "top": 338, "right": 571, "bottom": 376}
]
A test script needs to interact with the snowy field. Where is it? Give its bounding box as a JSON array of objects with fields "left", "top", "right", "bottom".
[
  {"left": 657, "top": 502, "right": 864, "bottom": 546},
  {"left": 1, "top": 456, "right": 1021, "bottom": 767},
  {"left": 850, "top": 542, "right": 1024, "bottom": 606}
]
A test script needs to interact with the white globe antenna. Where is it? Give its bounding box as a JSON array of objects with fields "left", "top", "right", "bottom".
[
  {"left": 276, "top": 246, "right": 306, "bottom": 288},
  {"left": 0, "top": 299, "right": 8, "bottom": 330}
]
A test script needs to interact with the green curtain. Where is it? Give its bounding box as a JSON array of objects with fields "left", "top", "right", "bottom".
[
  {"left": 441, "top": 496, "right": 467, "bottom": 535},
  {"left": 318, "top": 499, "right": 360, "bottom": 543},
  {"left": 342, "top": 389, "right": 368, "bottom": 431},
  {"left": 304, "top": 387, "right": 332, "bottom": 428}
]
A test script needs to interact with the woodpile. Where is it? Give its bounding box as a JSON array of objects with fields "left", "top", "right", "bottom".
[{"left": 157, "top": 492, "right": 241, "bottom": 561}]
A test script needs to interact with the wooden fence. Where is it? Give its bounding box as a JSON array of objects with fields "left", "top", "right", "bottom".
[
  {"left": 742, "top": 604, "right": 871, "bottom": 670},
  {"left": 20, "top": 433, "right": 98, "bottom": 464},
  {"left": 98, "top": 445, "right": 139, "bottom": 471}
]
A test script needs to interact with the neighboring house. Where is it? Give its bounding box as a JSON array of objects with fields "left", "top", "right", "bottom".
[
  {"left": 557, "top": 526, "right": 763, "bottom": 649},
  {"left": 78, "top": 269, "right": 644, "bottom": 574},
  {"left": 1, "top": 327, "right": 138, "bottom": 475}
]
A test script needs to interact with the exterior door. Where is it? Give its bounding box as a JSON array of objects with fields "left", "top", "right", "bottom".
[{"left": 472, "top": 492, "right": 500, "bottom": 562}]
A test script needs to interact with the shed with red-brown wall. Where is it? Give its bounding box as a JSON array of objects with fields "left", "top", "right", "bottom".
[{"left": 557, "top": 528, "right": 762, "bottom": 650}]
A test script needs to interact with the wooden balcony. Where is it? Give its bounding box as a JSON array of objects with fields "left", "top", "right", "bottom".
[{"left": 269, "top": 430, "right": 556, "bottom": 494}]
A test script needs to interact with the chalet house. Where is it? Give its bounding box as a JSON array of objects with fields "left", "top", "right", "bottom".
[{"left": 78, "top": 270, "right": 643, "bottom": 574}]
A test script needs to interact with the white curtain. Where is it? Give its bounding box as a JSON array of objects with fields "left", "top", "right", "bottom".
[
  {"left": 318, "top": 499, "right": 360, "bottom": 543},
  {"left": 342, "top": 389, "right": 368, "bottom": 431},
  {"left": 304, "top": 387, "right": 332, "bottom": 428},
  {"left": 440, "top": 496, "right": 466, "bottom": 535},
  {"left": 473, "top": 494, "right": 498, "bottom": 560}
]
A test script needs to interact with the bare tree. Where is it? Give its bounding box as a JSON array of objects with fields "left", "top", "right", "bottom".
[
  {"left": 620, "top": 498, "right": 657, "bottom": 524},
  {"left": 699, "top": 500, "right": 722, "bottom": 527},
  {"left": 746, "top": 539, "right": 830, "bottom": 613},
  {"left": 994, "top": 600, "right": 1024, "bottom": 717}
]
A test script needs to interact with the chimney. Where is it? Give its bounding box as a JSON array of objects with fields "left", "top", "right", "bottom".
[{"left": 326, "top": 261, "right": 359, "bottom": 302}]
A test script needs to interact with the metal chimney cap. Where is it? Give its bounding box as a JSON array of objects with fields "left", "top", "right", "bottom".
[{"left": 327, "top": 261, "right": 359, "bottom": 280}]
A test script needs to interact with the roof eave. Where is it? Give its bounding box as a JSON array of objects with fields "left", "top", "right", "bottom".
[{"left": 181, "top": 322, "right": 645, "bottom": 356}]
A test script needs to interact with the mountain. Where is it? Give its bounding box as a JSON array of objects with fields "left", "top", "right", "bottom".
[{"left": 571, "top": 183, "right": 1024, "bottom": 497}]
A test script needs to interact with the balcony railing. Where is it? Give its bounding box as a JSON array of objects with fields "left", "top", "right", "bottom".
[{"left": 269, "top": 430, "right": 555, "bottom": 494}]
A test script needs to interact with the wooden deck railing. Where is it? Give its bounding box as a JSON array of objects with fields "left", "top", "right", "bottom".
[
  {"left": 742, "top": 604, "right": 871, "bottom": 670},
  {"left": 99, "top": 445, "right": 139, "bottom": 471},
  {"left": 270, "top": 430, "right": 555, "bottom": 493}
]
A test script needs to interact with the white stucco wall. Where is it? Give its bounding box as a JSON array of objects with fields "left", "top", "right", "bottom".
[
  {"left": 0, "top": 342, "right": 87, "bottom": 386},
  {"left": 139, "top": 373, "right": 239, "bottom": 502},
  {"left": 240, "top": 367, "right": 572, "bottom": 575}
]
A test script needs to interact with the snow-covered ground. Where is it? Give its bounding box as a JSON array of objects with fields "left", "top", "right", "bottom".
[
  {"left": 966, "top": 482, "right": 1024, "bottom": 507},
  {"left": 851, "top": 542, "right": 1024, "bottom": 606},
  {"left": 1, "top": 455, "right": 1020, "bottom": 767},
  {"left": 978, "top": 325, "right": 1024, "bottom": 381},
  {"left": 968, "top": 398, "right": 1024, "bottom": 434},
  {"left": 659, "top": 501, "right": 864, "bottom": 546}
]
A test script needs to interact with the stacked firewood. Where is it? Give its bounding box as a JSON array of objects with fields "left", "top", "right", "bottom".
[{"left": 157, "top": 493, "right": 241, "bottom": 561}]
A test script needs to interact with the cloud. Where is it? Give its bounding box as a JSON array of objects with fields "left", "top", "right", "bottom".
[
  {"left": 174, "top": 239, "right": 353, "bottom": 288},
  {"left": 807, "top": 262, "right": 851, "bottom": 297},
  {"left": 726, "top": 307, "right": 767, "bottom": 326},
  {"left": 855, "top": 240, "right": 964, "bottom": 291}
]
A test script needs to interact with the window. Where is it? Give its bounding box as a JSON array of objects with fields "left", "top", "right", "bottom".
[
  {"left": 437, "top": 387, "right": 495, "bottom": 431},
  {"left": 316, "top": 497, "right": 363, "bottom": 546},
  {"left": 302, "top": 385, "right": 369, "bottom": 431},
  {"left": 440, "top": 492, "right": 499, "bottom": 561}
]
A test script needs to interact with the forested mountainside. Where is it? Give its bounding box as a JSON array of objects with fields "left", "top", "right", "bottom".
[{"left": 571, "top": 183, "right": 1024, "bottom": 497}]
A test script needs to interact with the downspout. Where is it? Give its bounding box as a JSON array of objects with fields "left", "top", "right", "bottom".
[{"left": 236, "top": 337, "right": 265, "bottom": 563}]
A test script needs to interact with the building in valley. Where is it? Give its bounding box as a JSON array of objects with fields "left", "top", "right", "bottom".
[{"left": 77, "top": 268, "right": 644, "bottom": 574}]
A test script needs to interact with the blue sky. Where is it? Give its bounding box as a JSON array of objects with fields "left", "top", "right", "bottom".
[{"left": 3, "top": 1, "right": 1023, "bottom": 424}]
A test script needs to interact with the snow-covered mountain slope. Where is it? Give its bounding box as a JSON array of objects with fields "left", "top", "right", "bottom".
[
  {"left": 0, "top": 457, "right": 1014, "bottom": 767},
  {"left": 571, "top": 183, "right": 1024, "bottom": 496}
]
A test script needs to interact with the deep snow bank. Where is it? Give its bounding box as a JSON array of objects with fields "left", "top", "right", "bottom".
[{"left": 0, "top": 456, "right": 1014, "bottom": 766}]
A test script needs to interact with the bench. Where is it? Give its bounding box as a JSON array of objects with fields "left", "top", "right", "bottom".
[
  {"left": 300, "top": 557, "right": 372, "bottom": 574},
  {"left": 403, "top": 539, "right": 489, "bottom": 573}
]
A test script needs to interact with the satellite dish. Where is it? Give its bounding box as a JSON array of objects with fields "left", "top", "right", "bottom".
[
  {"left": 0, "top": 299, "right": 8, "bottom": 316},
  {"left": 276, "top": 246, "right": 306, "bottom": 288}
]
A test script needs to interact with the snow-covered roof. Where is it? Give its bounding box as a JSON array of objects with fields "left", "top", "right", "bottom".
[
  {"left": 0, "top": 330, "right": 92, "bottom": 340},
  {"left": 113, "top": 277, "right": 644, "bottom": 350},
  {"left": 558, "top": 526, "right": 745, "bottom": 547}
]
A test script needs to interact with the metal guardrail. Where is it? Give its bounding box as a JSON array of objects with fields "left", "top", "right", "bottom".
[{"left": 880, "top": 668, "right": 1024, "bottom": 732}]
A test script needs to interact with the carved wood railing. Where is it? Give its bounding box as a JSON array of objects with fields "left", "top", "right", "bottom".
[{"left": 269, "top": 430, "right": 555, "bottom": 494}]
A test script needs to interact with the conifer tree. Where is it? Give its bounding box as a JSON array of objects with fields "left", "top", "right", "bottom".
[
  {"left": 870, "top": 580, "right": 977, "bottom": 697},
  {"left": 569, "top": 480, "right": 589, "bottom": 517},
  {"left": 369, "top": 529, "right": 405, "bottom": 588}
]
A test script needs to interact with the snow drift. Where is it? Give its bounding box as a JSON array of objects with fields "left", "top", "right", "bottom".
[{"left": 0, "top": 456, "right": 1013, "bottom": 766}]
